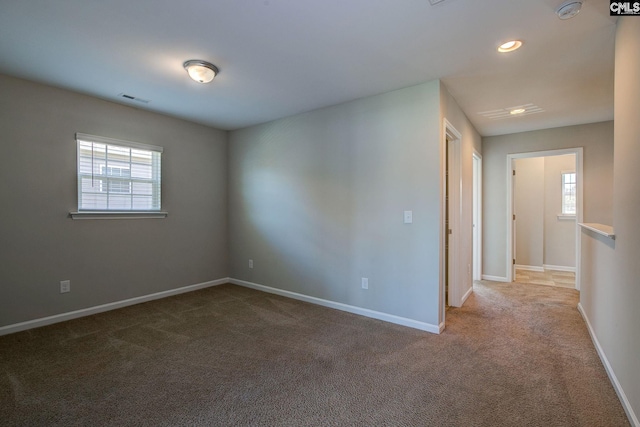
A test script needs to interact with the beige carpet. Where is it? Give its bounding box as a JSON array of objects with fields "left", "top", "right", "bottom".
[{"left": 0, "top": 282, "right": 629, "bottom": 426}]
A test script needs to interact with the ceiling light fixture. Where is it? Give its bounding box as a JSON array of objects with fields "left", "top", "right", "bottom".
[
  {"left": 556, "top": 0, "right": 583, "bottom": 20},
  {"left": 498, "top": 40, "right": 523, "bottom": 53},
  {"left": 510, "top": 108, "right": 526, "bottom": 115},
  {"left": 183, "top": 60, "right": 219, "bottom": 83}
]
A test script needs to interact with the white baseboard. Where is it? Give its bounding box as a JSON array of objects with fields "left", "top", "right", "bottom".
[
  {"left": 0, "top": 278, "right": 229, "bottom": 337},
  {"left": 229, "top": 278, "right": 442, "bottom": 334},
  {"left": 515, "top": 264, "right": 544, "bottom": 272},
  {"left": 460, "top": 286, "right": 474, "bottom": 305},
  {"left": 482, "top": 275, "right": 509, "bottom": 282},
  {"left": 543, "top": 264, "right": 576, "bottom": 273},
  {"left": 578, "top": 303, "right": 638, "bottom": 427}
]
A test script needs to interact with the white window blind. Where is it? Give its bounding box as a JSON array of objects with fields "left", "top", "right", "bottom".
[{"left": 76, "top": 133, "right": 162, "bottom": 212}]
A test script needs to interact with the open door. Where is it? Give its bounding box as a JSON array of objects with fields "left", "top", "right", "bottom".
[
  {"left": 472, "top": 152, "right": 482, "bottom": 281},
  {"left": 443, "top": 120, "right": 461, "bottom": 308},
  {"left": 512, "top": 161, "right": 516, "bottom": 281}
]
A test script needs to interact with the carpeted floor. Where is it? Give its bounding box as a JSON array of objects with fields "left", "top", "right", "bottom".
[{"left": 0, "top": 281, "right": 630, "bottom": 426}]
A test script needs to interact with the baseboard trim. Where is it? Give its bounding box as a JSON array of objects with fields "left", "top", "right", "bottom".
[
  {"left": 482, "top": 275, "right": 509, "bottom": 282},
  {"left": 515, "top": 264, "right": 544, "bottom": 272},
  {"left": 578, "top": 303, "right": 639, "bottom": 427},
  {"left": 229, "top": 278, "right": 441, "bottom": 334},
  {"left": 460, "top": 286, "right": 474, "bottom": 305},
  {"left": 0, "top": 278, "right": 229, "bottom": 337},
  {"left": 543, "top": 264, "right": 576, "bottom": 273}
]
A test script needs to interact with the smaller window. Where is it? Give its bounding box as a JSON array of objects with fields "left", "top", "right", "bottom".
[
  {"left": 76, "top": 133, "right": 163, "bottom": 212},
  {"left": 561, "top": 172, "right": 576, "bottom": 215}
]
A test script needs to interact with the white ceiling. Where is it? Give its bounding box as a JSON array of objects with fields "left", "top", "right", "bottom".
[{"left": 0, "top": 0, "right": 617, "bottom": 136}]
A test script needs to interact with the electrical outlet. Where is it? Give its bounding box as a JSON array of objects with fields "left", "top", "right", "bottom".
[
  {"left": 361, "top": 277, "right": 369, "bottom": 289},
  {"left": 60, "top": 280, "right": 70, "bottom": 293},
  {"left": 249, "top": 259, "right": 253, "bottom": 269},
  {"left": 403, "top": 210, "right": 413, "bottom": 224}
]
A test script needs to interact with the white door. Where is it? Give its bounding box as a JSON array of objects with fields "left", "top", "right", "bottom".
[
  {"left": 446, "top": 135, "right": 461, "bottom": 306},
  {"left": 472, "top": 153, "right": 482, "bottom": 281}
]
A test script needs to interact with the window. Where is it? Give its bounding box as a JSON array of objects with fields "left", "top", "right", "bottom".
[
  {"left": 561, "top": 172, "right": 576, "bottom": 215},
  {"left": 74, "top": 133, "right": 165, "bottom": 218},
  {"left": 100, "top": 166, "right": 132, "bottom": 194}
]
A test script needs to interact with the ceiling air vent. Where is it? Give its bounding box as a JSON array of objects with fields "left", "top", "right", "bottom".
[
  {"left": 428, "top": 0, "right": 447, "bottom": 5},
  {"left": 118, "top": 93, "right": 150, "bottom": 104},
  {"left": 477, "top": 104, "right": 545, "bottom": 120}
]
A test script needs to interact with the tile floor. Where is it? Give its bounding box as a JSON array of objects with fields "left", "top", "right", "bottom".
[{"left": 515, "top": 268, "right": 576, "bottom": 289}]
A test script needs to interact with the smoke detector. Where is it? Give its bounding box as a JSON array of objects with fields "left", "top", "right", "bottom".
[{"left": 556, "top": 1, "right": 583, "bottom": 20}]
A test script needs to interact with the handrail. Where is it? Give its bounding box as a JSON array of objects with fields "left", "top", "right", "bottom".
[{"left": 578, "top": 223, "right": 615, "bottom": 240}]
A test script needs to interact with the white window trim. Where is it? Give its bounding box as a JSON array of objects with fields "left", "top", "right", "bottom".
[
  {"left": 70, "top": 211, "right": 168, "bottom": 220},
  {"left": 72, "top": 133, "right": 167, "bottom": 220},
  {"left": 557, "top": 213, "right": 576, "bottom": 220},
  {"left": 561, "top": 170, "right": 576, "bottom": 216},
  {"left": 75, "top": 133, "right": 164, "bottom": 153}
]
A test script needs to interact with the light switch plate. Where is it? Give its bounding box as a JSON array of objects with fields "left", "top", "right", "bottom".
[{"left": 404, "top": 210, "right": 413, "bottom": 224}]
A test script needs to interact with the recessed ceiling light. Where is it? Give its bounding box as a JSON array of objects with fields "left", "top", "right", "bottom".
[
  {"left": 510, "top": 108, "right": 526, "bottom": 115},
  {"left": 556, "top": 0, "right": 582, "bottom": 20},
  {"left": 498, "top": 40, "right": 523, "bottom": 53},
  {"left": 183, "top": 60, "right": 219, "bottom": 83}
]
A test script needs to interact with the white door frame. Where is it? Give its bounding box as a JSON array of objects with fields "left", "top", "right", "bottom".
[
  {"left": 440, "top": 118, "right": 462, "bottom": 327},
  {"left": 506, "top": 148, "right": 583, "bottom": 289},
  {"left": 472, "top": 151, "right": 482, "bottom": 282}
]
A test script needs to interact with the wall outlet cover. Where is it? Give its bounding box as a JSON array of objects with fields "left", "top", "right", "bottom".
[{"left": 60, "top": 280, "right": 71, "bottom": 293}]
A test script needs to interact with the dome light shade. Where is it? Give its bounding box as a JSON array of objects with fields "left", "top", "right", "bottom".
[{"left": 183, "top": 60, "right": 219, "bottom": 83}]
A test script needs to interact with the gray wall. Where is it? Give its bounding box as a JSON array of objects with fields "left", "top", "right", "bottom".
[
  {"left": 482, "top": 121, "right": 613, "bottom": 278},
  {"left": 0, "top": 75, "right": 229, "bottom": 327},
  {"left": 229, "top": 81, "right": 443, "bottom": 327},
  {"left": 581, "top": 17, "right": 640, "bottom": 423}
]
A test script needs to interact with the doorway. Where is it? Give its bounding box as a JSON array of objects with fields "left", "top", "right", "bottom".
[
  {"left": 506, "top": 148, "right": 583, "bottom": 290},
  {"left": 441, "top": 119, "right": 462, "bottom": 325}
]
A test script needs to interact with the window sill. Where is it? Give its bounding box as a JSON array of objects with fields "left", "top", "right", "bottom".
[
  {"left": 69, "top": 211, "right": 168, "bottom": 220},
  {"left": 557, "top": 214, "right": 576, "bottom": 220}
]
